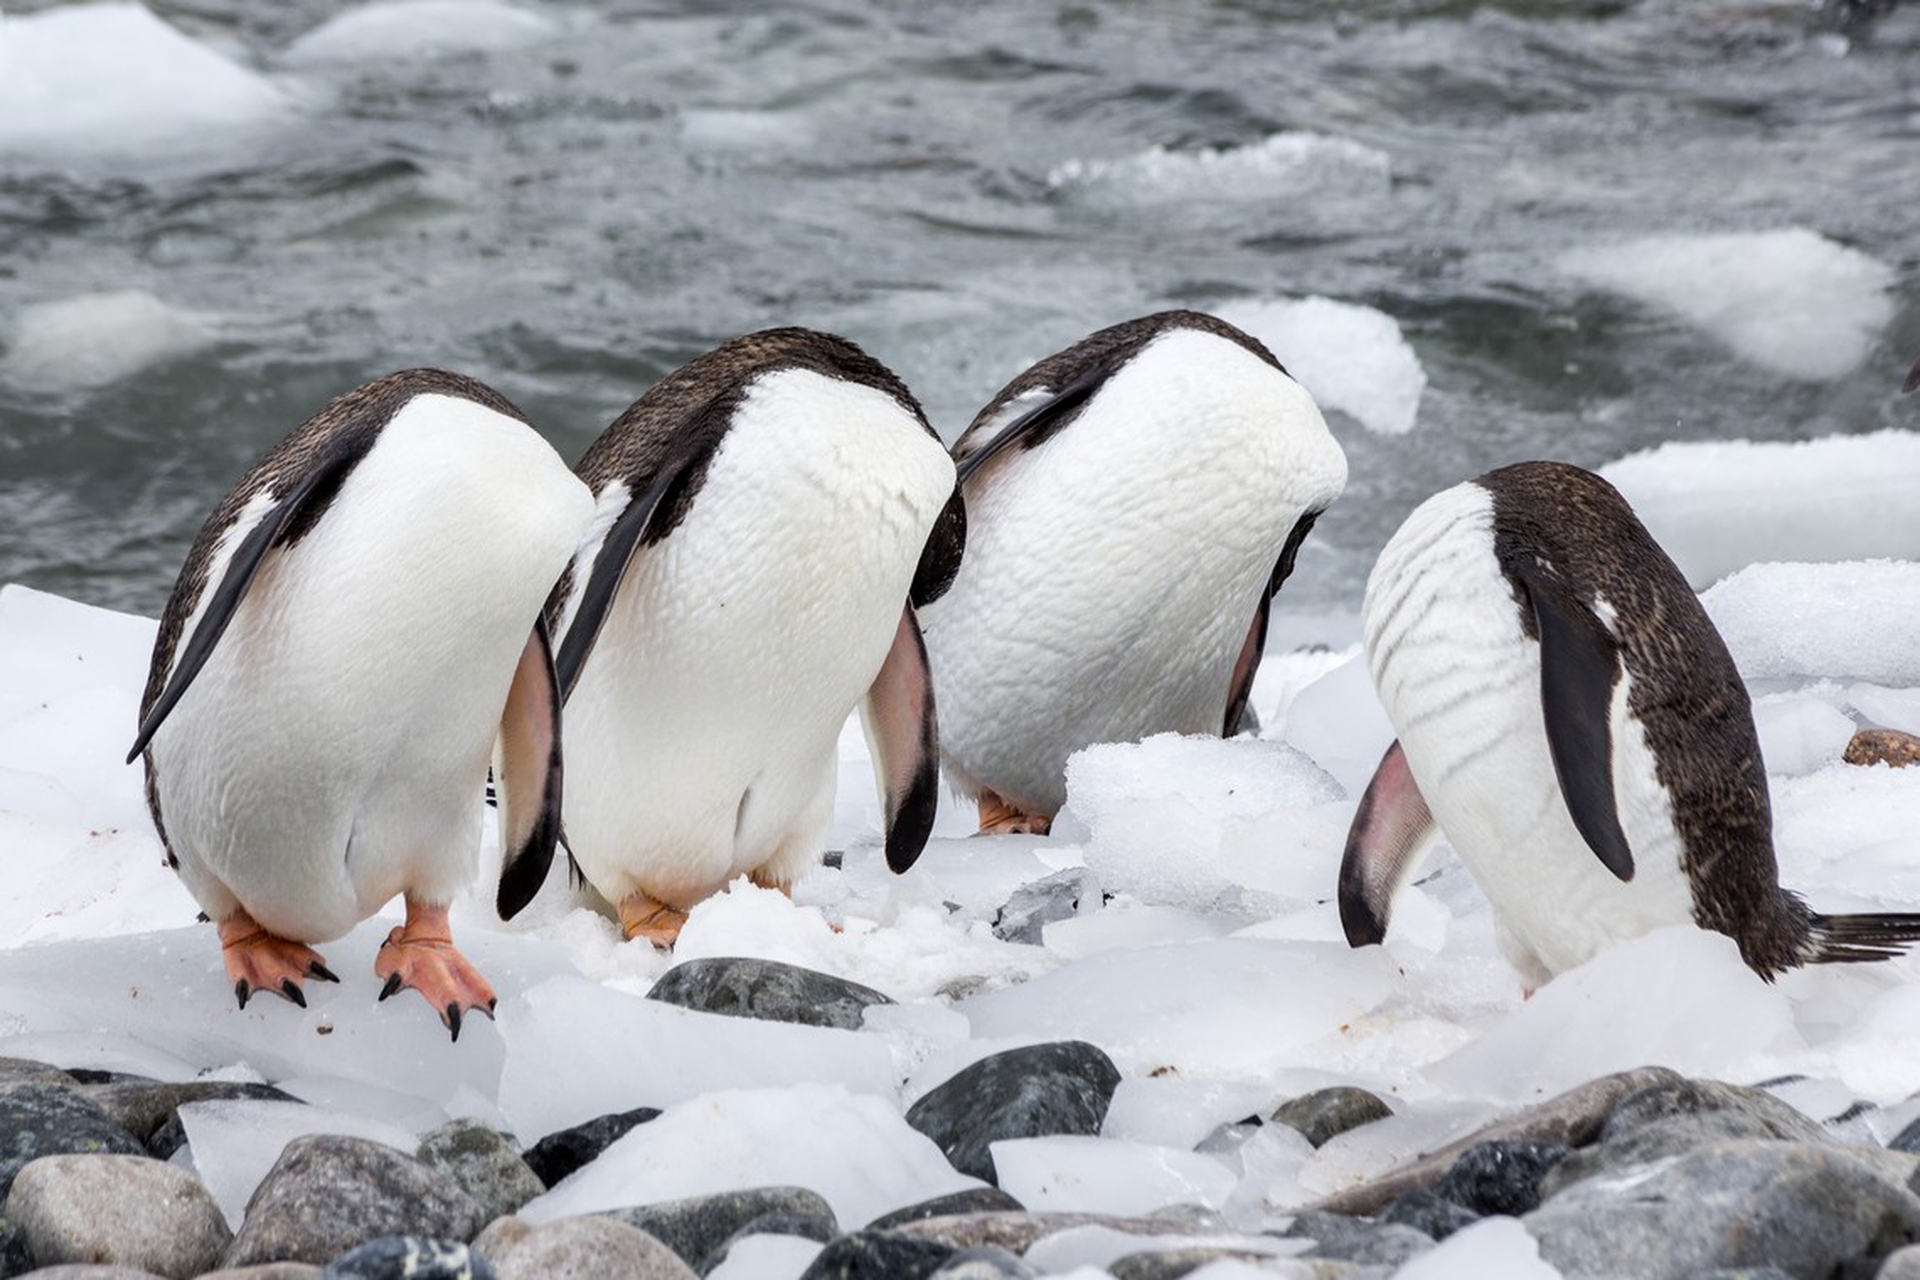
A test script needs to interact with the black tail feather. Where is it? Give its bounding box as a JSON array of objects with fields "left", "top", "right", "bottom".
[{"left": 1806, "top": 912, "right": 1920, "bottom": 965}]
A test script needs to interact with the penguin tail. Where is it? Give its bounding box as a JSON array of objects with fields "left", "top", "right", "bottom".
[{"left": 1804, "top": 912, "right": 1920, "bottom": 965}]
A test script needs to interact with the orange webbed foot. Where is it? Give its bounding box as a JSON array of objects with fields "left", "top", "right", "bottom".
[
  {"left": 219, "top": 909, "right": 338, "bottom": 1011},
  {"left": 619, "top": 890, "right": 689, "bottom": 950},
  {"left": 977, "top": 789, "right": 1053, "bottom": 836},
  {"left": 373, "top": 900, "right": 495, "bottom": 1041}
]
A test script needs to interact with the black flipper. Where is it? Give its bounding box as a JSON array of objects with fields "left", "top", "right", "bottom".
[
  {"left": 1338, "top": 739, "right": 1441, "bottom": 946},
  {"left": 910, "top": 485, "right": 967, "bottom": 608},
  {"left": 954, "top": 365, "right": 1107, "bottom": 486},
  {"left": 860, "top": 606, "right": 940, "bottom": 873},
  {"left": 128, "top": 447, "right": 369, "bottom": 763},
  {"left": 1223, "top": 509, "right": 1324, "bottom": 737},
  {"left": 1510, "top": 559, "right": 1637, "bottom": 882},
  {"left": 494, "top": 616, "right": 565, "bottom": 920}
]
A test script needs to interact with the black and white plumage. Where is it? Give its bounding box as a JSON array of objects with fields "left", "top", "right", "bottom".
[
  {"left": 546, "top": 328, "right": 961, "bottom": 945},
  {"left": 916, "top": 310, "right": 1347, "bottom": 827},
  {"left": 1341, "top": 460, "right": 1920, "bottom": 986},
  {"left": 134, "top": 369, "right": 593, "bottom": 1032}
]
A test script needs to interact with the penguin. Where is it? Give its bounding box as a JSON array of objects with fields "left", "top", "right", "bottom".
[
  {"left": 546, "top": 328, "right": 963, "bottom": 948},
  {"left": 1904, "top": 353, "right": 1918, "bottom": 395},
  {"left": 131, "top": 369, "right": 593, "bottom": 1037},
  {"left": 915, "top": 310, "right": 1348, "bottom": 834},
  {"left": 1339, "top": 460, "right": 1920, "bottom": 988}
]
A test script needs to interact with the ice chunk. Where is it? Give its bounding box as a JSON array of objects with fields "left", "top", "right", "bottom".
[
  {"left": 679, "top": 108, "right": 814, "bottom": 153},
  {"left": 1048, "top": 133, "right": 1390, "bottom": 208},
  {"left": 1101, "top": 1076, "right": 1276, "bottom": 1150},
  {"left": 1601, "top": 433, "right": 1920, "bottom": 588},
  {"left": 1703, "top": 561, "right": 1920, "bottom": 685},
  {"left": 1846, "top": 683, "right": 1920, "bottom": 736},
  {"left": 180, "top": 1098, "right": 418, "bottom": 1229},
  {"left": 991, "top": 1134, "right": 1236, "bottom": 1216},
  {"left": 707, "top": 1235, "right": 826, "bottom": 1280},
  {"left": 0, "top": 1029, "right": 199, "bottom": 1081},
  {"left": 1024, "top": 1224, "right": 1304, "bottom": 1274},
  {"left": 2, "top": 291, "right": 216, "bottom": 394},
  {"left": 521, "top": 1083, "right": 982, "bottom": 1229},
  {"left": 1563, "top": 228, "right": 1894, "bottom": 380},
  {"left": 1043, "top": 900, "right": 1233, "bottom": 959},
  {"left": 1280, "top": 652, "right": 1393, "bottom": 797},
  {"left": 1752, "top": 693, "right": 1856, "bottom": 778},
  {"left": 1215, "top": 298, "right": 1426, "bottom": 436},
  {"left": 1393, "top": 1216, "right": 1562, "bottom": 1279},
  {"left": 283, "top": 0, "right": 558, "bottom": 65}
]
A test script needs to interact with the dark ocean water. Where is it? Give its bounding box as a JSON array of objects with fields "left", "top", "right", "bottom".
[{"left": 1, "top": 0, "right": 1916, "bottom": 620}]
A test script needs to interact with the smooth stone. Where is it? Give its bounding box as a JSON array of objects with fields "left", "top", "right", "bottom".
[
  {"left": 1270, "top": 1088, "right": 1394, "bottom": 1150},
  {"left": 0, "top": 1087, "right": 144, "bottom": 1200},
  {"left": 7, "top": 1268, "right": 165, "bottom": 1278},
  {"left": 1107, "top": 1247, "right": 1299, "bottom": 1279},
  {"left": 0, "top": 1062, "right": 78, "bottom": 1090},
  {"left": 992, "top": 869, "right": 1098, "bottom": 946},
  {"left": 7, "top": 1153, "right": 229, "bottom": 1278},
  {"left": 1307, "top": 1066, "right": 1684, "bottom": 1216},
  {"left": 905, "top": 1042, "right": 1121, "bottom": 1184},
  {"left": 796, "top": 1231, "right": 955, "bottom": 1280},
  {"left": 1846, "top": 727, "right": 1920, "bottom": 767},
  {"left": 644, "top": 957, "right": 893, "bottom": 1030},
  {"left": 519, "top": 1108, "right": 660, "bottom": 1189},
  {"left": 1526, "top": 1139, "right": 1920, "bottom": 1279},
  {"left": 196, "top": 1267, "right": 323, "bottom": 1280},
  {"left": 927, "top": 1245, "right": 1039, "bottom": 1278},
  {"left": 699, "top": 1210, "right": 839, "bottom": 1273},
  {"left": 3, "top": 1212, "right": 35, "bottom": 1277},
  {"left": 866, "top": 1190, "right": 1026, "bottom": 1232},
  {"left": 896, "top": 1213, "right": 1240, "bottom": 1255},
  {"left": 84, "top": 1083, "right": 298, "bottom": 1151},
  {"left": 1878, "top": 1243, "right": 1920, "bottom": 1278},
  {"left": 471, "top": 1216, "right": 696, "bottom": 1280},
  {"left": 317, "top": 1236, "right": 492, "bottom": 1279},
  {"left": 1381, "top": 1190, "right": 1479, "bottom": 1243},
  {"left": 603, "top": 1187, "right": 837, "bottom": 1270},
  {"left": 414, "top": 1121, "right": 543, "bottom": 1225},
  {"left": 221, "top": 1135, "right": 488, "bottom": 1269},
  {"left": 1431, "top": 1140, "right": 1567, "bottom": 1216},
  {"left": 1278, "top": 1210, "right": 1433, "bottom": 1266}
]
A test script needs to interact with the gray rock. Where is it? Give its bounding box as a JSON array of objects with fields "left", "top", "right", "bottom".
[
  {"left": 1381, "top": 1190, "right": 1478, "bottom": 1242},
  {"left": 221, "top": 1135, "right": 489, "bottom": 1269},
  {"left": 1879, "top": 1243, "right": 1920, "bottom": 1278},
  {"left": 1270, "top": 1089, "right": 1393, "bottom": 1150},
  {"left": 866, "top": 1189, "right": 1026, "bottom": 1232},
  {"left": 6, "top": 1153, "right": 229, "bottom": 1278},
  {"left": 1278, "top": 1210, "right": 1433, "bottom": 1266},
  {"left": 197, "top": 1267, "right": 324, "bottom": 1280},
  {"left": 1889, "top": 1116, "right": 1920, "bottom": 1155},
  {"left": 83, "top": 1082, "right": 298, "bottom": 1151},
  {"left": 1526, "top": 1139, "right": 1920, "bottom": 1279},
  {"left": 603, "top": 1187, "right": 837, "bottom": 1270},
  {"left": 1691, "top": 1271, "right": 1798, "bottom": 1280},
  {"left": 5, "top": 1267, "right": 166, "bottom": 1278},
  {"left": 992, "top": 869, "right": 1098, "bottom": 945},
  {"left": 2, "top": 1211, "right": 34, "bottom": 1278},
  {"left": 1431, "top": 1140, "right": 1567, "bottom": 1216},
  {"left": 318, "top": 1236, "right": 493, "bottom": 1279},
  {"left": 796, "top": 1231, "right": 955, "bottom": 1280},
  {"left": 895, "top": 1213, "right": 1233, "bottom": 1256},
  {"left": 645, "top": 957, "right": 893, "bottom": 1030},
  {"left": 927, "top": 1245, "right": 1038, "bottom": 1278},
  {"left": 0, "top": 1061, "right": 78, "bottom": 1090},
  {"left": 905, "top": 1042, "right": 1121, "bottom": 1183},
  {"left": 471, "top": 1216, "right": 696, "bottom": 1280},
  {"left": 520, "top": 1108, "right": 660, "bottom": 1189},
  {"left": 414, "top": 1121, "right": 543, "bottom": 1224},
  {"left": 1107, "top": 1250, "right": 1346, "bottom": 1279},
  {"left": 0, "top": 1086, "right": 143, "bottom": 1201},
  {"left": 699, "top": 1209, "right": 839, "bottom": 1273}
]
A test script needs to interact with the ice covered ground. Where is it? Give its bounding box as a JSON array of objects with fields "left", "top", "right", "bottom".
[{"left": 3, "top": 521, "right": 1920, "bottom": 1278}]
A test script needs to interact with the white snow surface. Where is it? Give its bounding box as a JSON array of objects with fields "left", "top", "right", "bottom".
[
  {"left": 282, "top": 0, "right": 562, "bottom": 66},
  {"left": 1215, "top": 298, "right": 1428, "bottom": 437},
  {"left": 5, "top": 568, "right": 1920, "bottom": 1278},
  {"left": 2, "top": 291, "right": 218, "bottom": 394},
  {"left": 1561, "top": 228, "right": 1896, "bottom": 380}
]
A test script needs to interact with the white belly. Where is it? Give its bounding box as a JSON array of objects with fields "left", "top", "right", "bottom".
[
  {"left": 559, "top": 371, "right": 955, "bottom": 907},
  {"left": 1364, "top": 482, "right": 1694, "bottom": 981},
  {"left": 152, "top": 394, "right": 593, "bottom": 941}
]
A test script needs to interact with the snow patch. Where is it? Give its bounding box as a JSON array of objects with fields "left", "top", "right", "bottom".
[{"left": 1704, "top": 560, "right": 1920, "bottom": 685}]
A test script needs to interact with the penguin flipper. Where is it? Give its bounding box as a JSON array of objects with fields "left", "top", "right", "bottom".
[
  {"left": 859, "top": 606, "right": 940, "bottom": 874},
  {"left": 494, "top": 616, "right": 564, "bottom": 920},
  {"left": 1224, "top": 509, "right": 1326, "bottom": 737},
  {"left": 1513, "top": 561, "right": 1637, "bottom": 882},
  {"left": 1903, "top": 354, "right": 1919, "bottom": 395},
  {"left": 1338, "top": 739, "right": 1440, "bottom": 946},
  {"left": 953, "top": 366, "right": 1105, "bottom": 485},
  {"left": 128, "top": 446, "right": 370, "bottom": 763},
  {"left": 910, "top": 485, "right": 967, "bottom": 608}
]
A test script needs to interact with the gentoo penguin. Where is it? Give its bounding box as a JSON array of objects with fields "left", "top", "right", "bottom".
[
  {"left": 547, "top": 328, "right": 962, "bottom": 948},
  {"left": 131, "top": 369, "right": 593, "bottom": 1037},
  {"left": 916, "top": 310, "right": 1348, "bottom": 834},
  {"left": 1340, "top": 461, "right": 1920, "bottom": 987}
]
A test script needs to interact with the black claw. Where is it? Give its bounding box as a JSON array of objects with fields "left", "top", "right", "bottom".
[
  {"left": 446, "top": 1003, "right": 463, "bottom": 1042},
  {"left": 308, "top": 961, "right": 340, "bottom": 984},
  {"left": 378, "top": 972, "right": 404, "bottom": 1002},
  {"left": 234, "top": 979, "right": 251, "bottom": 1010},
  {"left": 280, "top": 979, "right": 307, "bottom": 1009},
  {"left": 486, "top": 996, "right": 498, "bottom": 1015}
]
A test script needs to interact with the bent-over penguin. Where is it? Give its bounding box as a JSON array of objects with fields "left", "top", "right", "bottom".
[
  {"left": 1340, "top": 460, "right": 1920, "bottom": 988},
  {"left": 131, "top": 369, "right": 593, "bottom": 1037},
  {"left": 916, "top": 310, "right": 1348, "bottom": 834},
  {"left": 547, "top": 328, "right": 962, "bottom": 948}
]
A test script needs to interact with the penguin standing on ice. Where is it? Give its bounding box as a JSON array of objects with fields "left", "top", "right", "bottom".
[
  {"left": 548, "top": 328, "right": 962, "bottom": 948},
  {"left": 916, "top": 310, "right": 1348, "bottom": 835},
  {"left": 131, "top": 369, "right": 593, "bottom": 1037},
  {"left": 1340, "top": 461, "right": 1920, "bottom": 987}
]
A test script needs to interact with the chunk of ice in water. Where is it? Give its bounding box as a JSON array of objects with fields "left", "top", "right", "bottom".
[
  {"left": 2, "top": 291, "right": 215, "bottom": 394},
  {"left": 282, "top": 0, "right": 558, "bottom": 65},
  {"left": 1215, "top": 297, "right": 1427, "bottom": 437}
]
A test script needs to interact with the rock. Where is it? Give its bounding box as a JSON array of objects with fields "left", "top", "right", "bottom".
[
  {"left": 992, "top": 869, "right": 1098, "bottom": 945},
  {"left": 1278, "top": 1210, "right": 1433, "bottom": 1266},
  {"left": 2, "top": 1211, "right": 35, "bottom": 1277},
  {"left": 1381, "top": 1190, "right": 1479, "bottom": 1242},
  {"left": 796, "top": 1231, "right": 956, "bottom": 1280},
  {"left": 1526, "top": 1139, "right": 1920, "bottom": 1279},
  {"left": 905, "top": 1042, "right": 1122, "bottom": 1183},
  {"left": 0, "top": 1060, "right": 78, "bottom": 1089},
  {"left": 197, "top": 1267, "right": 324, "bottom": 1279},
  {"left": 6, "top": 1153, "right": 229, "bottom": 1278},
  {"left": 3, "top": 1267, "right": 166, "bottom": 1278},
  {"left": 866, "top": 1189, "right": 1026, "bottom": 1231},
  {"left": 1269, "top": 1088, "right": 1394, "bottom": 1149},
  {"left": 519, "top": 1108, "right": 660, "bottom": 1189},
  {"left": 414, "top": 1121, "right": 543, "bottom": 1224},
  {"left": 1894, "top": 1117, "right": 1920, "bottom": 1155},
  {"left": 1691, "top": 1271, "right": 1798, "bottom": 1280},
  {"left": 471, "top": 1216, "right": 697, "bottom": 1280},
  {"left": 1431, "top": 1140, "right": 1567, "bottom": 1216},
  {"left": 1846, "top": 728, "right": 1920, "bottom": 767},
  {"left": 1306, "top": 1066, "right": 1683, "bottom": 1216},
  {"left": 896, "top": 1212, "right": 1232, "bottom": 1256},
  {"left": 698, "top": 1210, "right": 840, "bottom": 1273},
  {"left": 220, "top": 1135, "right": 489, "bottom": 1269},
  {"left": 1106, "top": 1247, "right": 1310, "bottom": 1279},
  {"left": 927, "top": 1245, "right": 1038, "bottom": 1278},
  {"left": 1878, "top": 1243, "right": 1920, "bottom": 1278},
  {"left": 645, "top": 957, "right": 893, "bottom": 1030},
  {"left": 318, "top": 1236, "right": 492, "bottom": 1279},
  {"left": 0, "top": 1085, "right": 144, "bottom": 1200},
  {"left": 603, "top": 1187, "right": 837, "bottom": 1270},
  {"left": 83, "top": 1082, "right": 298, "bottom": 1151}
]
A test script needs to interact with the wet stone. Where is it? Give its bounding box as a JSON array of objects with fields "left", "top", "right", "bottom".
[
  {"left": 1381, "top": 1189, "right": 1479, "bottom": 1242},
  {"left": 603, "top": 1186, "right": 837, "bottom": 1270},
  {"left": 1270, "top": 1088, "right": 1394, "bottom": 1149},
  {"left": 8, "top": 1152, "right": 229, "bottom": 1278},
  {"left": 906, "top": 1041, "right": 1122, "bottom": 1183},
  {"left": 865, "top": 1188, "right": 1026, "bottom": 1231},
  {"left": 519, "top": 1107, "right": 660, "bottom": 1188},
  {"left": 0, "top": 1084, "right": 143, "bottom": 1200},
  {"left": 796, "top": 1231, "right": 956, "bottom": 1280},
  {"left": 645, "top": 956, "right": 894, "bottom": 1030},
  {"left": 471, "top": 1215, "right": 697, "bottom": 1280},
  {"left": 1431, "top": 1140, "right": 1567, "bottom": 1216},
  {"left": 414, "top": 1120, "right": 543, "bottom": 1225},
  {"left": 1279, "top": 1210, "right": 1433, "bottom": 1267},
  {"left": 317, "top": 1235, "right": 492, "bottom": 1279},
  {"left": 992, "top": 868, "right": 1098, "bottom": 945}
]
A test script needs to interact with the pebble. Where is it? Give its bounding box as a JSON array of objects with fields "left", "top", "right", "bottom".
[
  {"left": 645, "top": 957, "right": 894, "bottom": 1030},
  {"left": 1269, "top": 1088, "right": 1394, "bottom": 1149},
  {"left": 519, "top": 1107, "right": 660, "bottom": 1189},
  {"left": 7, "top": 1153, "right": 229, "bottom": 1279},
  {"left": 471, "top": 1215, "right": 697, "bottom": 1280},
  {"left": 0, "top": 1086, "right": 145, "bottom": 1200},
  {"left": 1879, "top": 1244, "right": 1920, "bottom": 1279},
  {"left": 1845, "top": 727, "right": 1920, "bottom": 767},
  {"left": 1278, "top": 1210, "right": 1432, "bottom": 1267},
  {"left": 796, "top": 1230, "right": 957, "bottom": 1280},
  {"left": 316, "top": 1236, "right": 491, "bottom": 1280},
  {"left": 220, "top": 1135, "right": 488, "bottom": 1270},
  {"left": 905, "top": 1041, "right": 1122, "bottom": 1183},
  {"left": 602, "top": 1186, "right": 837, "bottom": 1270},
  {"left": 81, "top": 1082, "right": 298, "bottom": 1155},
  {"left": 699, "top": 1209, "right": 840, "bottom": 1273},
  {"left": 1430, "top": 1139, "right": 1567, "bottom": 1216},
  {"left": 1380, "top": 1189, "right": 1479, "bottom": 1242},
  {"left": 992, "top": 869, "right": 1099, "bottom": 945},
  {"left": 197, "top": 1267, "right": 323, "bottom": 1279},
  {"left": 413, "top": 1121, "right": 543, "bottom": 1225},
  {"left": 865, "top": 1188, "right": 1026, "bottom": 1231}
]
